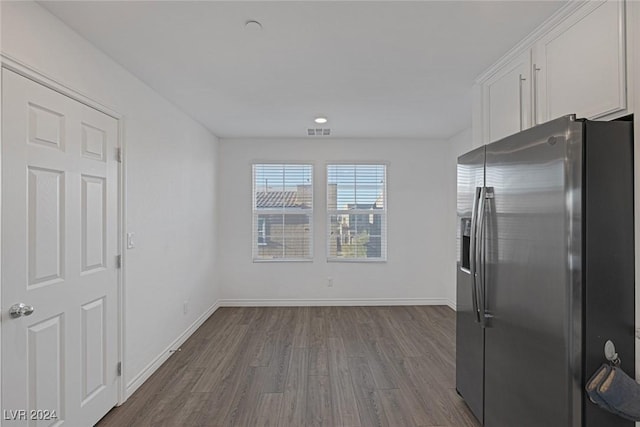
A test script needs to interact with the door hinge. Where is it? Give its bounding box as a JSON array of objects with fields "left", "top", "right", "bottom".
[
  {"left": 117, "top": 362, "right": 122, "bottom": 376},
  {"left": 116, "top": 255, "right": 122, "bottom": 269},
  {"left": 116, "top": 147, "right": 123, "bottom": 163}
]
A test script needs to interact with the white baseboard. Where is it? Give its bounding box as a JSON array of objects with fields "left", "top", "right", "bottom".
[
  {"left": 218, "top": 298, "right": 451, "bottom": 307},
  {"left": 125, "top": 299, "right": 220, "bottom": 398},
  {"left": 446, "top": 299, "right": 457, "bottom": 311}
]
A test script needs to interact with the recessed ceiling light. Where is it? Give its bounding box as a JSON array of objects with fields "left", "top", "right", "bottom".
[
  {"left": 314, "top": 117, "right": 328, "bottom": 124},
  {"left": 244, "top": 20, "right": 263, "bottom": 32}
]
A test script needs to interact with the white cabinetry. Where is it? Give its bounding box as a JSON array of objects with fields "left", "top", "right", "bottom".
[
  {"left": 475, "top": 0, "right": 630, "bottom": 145},
  {"left": 533, "top": 0, "right": 627, "bottom": 124},
  {"left": 482, "top": 51, "right": 531, "bottom": 143}
]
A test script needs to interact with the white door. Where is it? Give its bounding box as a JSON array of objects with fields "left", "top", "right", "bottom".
[
  {"left": 1, "top": 69, "right": 119, "bottom": 426},
  {"left": 483, "top": 50, "right": 532, "bottom": 143}
]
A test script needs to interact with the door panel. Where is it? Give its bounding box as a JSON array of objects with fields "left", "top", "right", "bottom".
[
  {"left": 483, "top": 117, "right": 582, "bottom": 427},
  {"left": 28, "top": 102, "right": 65, "bottom": 150},
  {"left": 28, "top": 315, "right": 65, "bottom": 427},
  {"left": 2, "top": 68, "right": 119, "bottom": 426},
  {"left": 483, "top": 50, "right": 531, "bottom": 144},
  {"left": 456, "top": 146, "right": 485, "bottom": 423},
  {"left": 534, "top": 0, "right": 626, "bottom": 123},
  {"left": 28, "top": 167, "right": 65, "bottom": 287},
  {"left": 81, "top": 297, "right": 107, "bottom": 405},
  {"left": 81, "top": 175, "right": 107, "bottom": 272}
]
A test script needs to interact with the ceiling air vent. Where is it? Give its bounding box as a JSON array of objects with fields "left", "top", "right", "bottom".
[{"left": 307, "top": 128, "right": 331, "bottom": 136}]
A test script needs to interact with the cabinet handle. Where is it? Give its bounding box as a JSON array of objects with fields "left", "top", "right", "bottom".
[
  {"left": 533, "top": 64, "right": 541, "bottom": 125},
  {"left": 519, "top": 74, "right": 526, "bottom": 131}
]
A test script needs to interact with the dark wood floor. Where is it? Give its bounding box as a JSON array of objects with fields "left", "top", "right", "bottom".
[{"left": 97, "top": 306, "right": 480, "bottom": 427}]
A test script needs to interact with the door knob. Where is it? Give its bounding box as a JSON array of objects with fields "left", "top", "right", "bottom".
[{"left": 9, "top": 303, "right": 34, "bottom": 318}]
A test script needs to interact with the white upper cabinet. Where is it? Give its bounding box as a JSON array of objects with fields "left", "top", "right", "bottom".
[
  {"left": 533, "top": 0, "right": 627, "bottom": 124},
  {"left": 474, "top": 0, "right": 631, "bottom": 146},
  {"left": 483, "top": 51, "right": 532, "bottom": 143}
]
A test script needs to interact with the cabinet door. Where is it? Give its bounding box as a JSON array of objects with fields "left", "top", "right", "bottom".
[
  {"left": 483, "top": 50, "right": 532, "bottom": 144},
  {"left": 534, "top": 0, "right": 626, "bottom": 124}
]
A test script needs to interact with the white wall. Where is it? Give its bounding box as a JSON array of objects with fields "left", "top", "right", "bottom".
[
  {"left": 445, "top": 128, "right": 473, "bottom": 306},
  {"left": 218, "top": 138, "right": 453, "bottom": 306},
  {"left": 1, "top": 1, "right": 220, "bottom": 396}
]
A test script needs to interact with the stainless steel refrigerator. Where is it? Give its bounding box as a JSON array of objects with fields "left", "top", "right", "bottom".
[{"left": 456, "top": 115, "right": 635, "bottom": 427}]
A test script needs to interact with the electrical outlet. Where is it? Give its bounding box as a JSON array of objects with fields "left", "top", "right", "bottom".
[
  {"left": 328, "top": 277, "right": 333, "bottom": 287},
  {"left": 126, "top": 232, "right": 135, "bottom": 249},
  {"left": 183, "top": 301, "right": 188, "bottom": 315}
]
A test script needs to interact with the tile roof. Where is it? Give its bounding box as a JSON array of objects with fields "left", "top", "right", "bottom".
[{"left": 256, "top": 191, "right": 304, "bottom": 208}]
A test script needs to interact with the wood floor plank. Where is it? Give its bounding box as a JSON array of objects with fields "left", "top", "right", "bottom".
[
  {"left": 395, "top": 356, "right": 457, "bottom": 426},
  {"left": 263, "top": 308, "right": 295, "bottom": 393},
  {"left": 306, "top": 375, "right": 333, "bottom": 426},
  {"left": 336, "top": 308, "right": 368, "bottom": 357},
  {"left": 438, "top": 388, "right": 481, "bottom": 427},
  {"left": 309, "top": 312, "right": 327, "bottom": 348},
  {"left": 327, "top": 337, "right": 361, "bottom": 427},
  {"left": 151, "top": 392, "right": 210, "bottom": 427},
  {"left": 308, "top": 345, "right": 329, "bottom": 376},
  {"left": 190, "top": 324, "right": 250, "bottom": 391},
  {"left": 97, "top": 346, "right": 203, "bottom": 426},
  {"left": 147, "top": 368, "right": 206, "bottom": 426},
  {"left": 379, "top": 314, "right": 424, "bottom": 357},
  {"left": 366, "top": 307, "right": 391, "bottom": 338},
  {"left": 95, "top": 391, "right": 153, "bottom": 427},
  {"left": 221, "top": 366, "right": 268, "bottom": 427},
  {"left": 238, "top": 306, "right": 260, "bottom": 325},
  {"left": 96, "top": 306, "right": 480, "bottom": 427},
  {"left": 278, "top": 348, "right": 309, "bottom": 427},
  {"left": 409, "top": 354, "right": 454, "bottom": 390},
  {"left": 325, "top": 306, "right": 342, "bottom": 338},
  {"left": 195, "top": 317, "right": 276, "bottom": 423},
  {"left": 348, "top": 357, "right": 390, "bottom": 427},
  {"left": 198, "top": 307, "right": 243, "bottom": 340},
  {"left": 378, "top": 388, "right": 420, "bottom": 427},
  {"left": 377, "top": 334, "right": 407, "bottom": 361},
  {"left": 355, "top": 321, "right": 402, "bottom": 390},
  {"left": 191, "top": 310, "right": 252, "bottom": 368},
  {"left": 292, "top": 306, "right": 311, "bottom": 348},
  {"left": 250, "top": 312, "right": 279, "bottom": 367},
  {"left": 253, "top": 393, "right": 283, "bottom": 427},
  {"left": 352, "top": 306, "right": 374, "bottom": 323}
]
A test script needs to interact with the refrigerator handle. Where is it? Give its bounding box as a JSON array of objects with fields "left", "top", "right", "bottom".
[
  {"left": 469, "top": 186, "right": 481, "bottom": 323},
  {"left": 477, "top": 186, "right": 494, "bottom": 327}
]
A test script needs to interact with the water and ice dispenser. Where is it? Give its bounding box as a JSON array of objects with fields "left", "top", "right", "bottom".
[{"left": 461, "top": 217, "right": 471, "bottom": 271}]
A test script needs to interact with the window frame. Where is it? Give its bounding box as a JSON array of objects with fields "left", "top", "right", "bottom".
[
  {"left": 325, "top": 162, "right": 388, "bottom": 263},
  {"left": 257, "top": 217, "right": 267, "bottom": 246},
  {"left": 252, "top": 162, "right": 314, "bottom": 262}
]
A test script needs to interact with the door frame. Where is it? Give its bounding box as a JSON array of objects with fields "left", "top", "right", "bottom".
[{"left": 0, "top": 53, "right": 127, "bottom": 407}]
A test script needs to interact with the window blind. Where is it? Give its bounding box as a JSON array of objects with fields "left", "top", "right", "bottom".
[
  {"left": 253, "top": 164, "right": 313, "bottom": 261},
  {"left": 327, "top": 164, "right": 387, "bottom": 261}
]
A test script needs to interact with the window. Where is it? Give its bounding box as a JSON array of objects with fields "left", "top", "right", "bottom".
[
  {"left": 257, "top": 218, "right": 267, "bottom": 246},
  {"left": 327, "top": 164, "right": 387, "bottom": 261},
  {"left": 253, "top": 164, "right": 313, "bottom": 261}
]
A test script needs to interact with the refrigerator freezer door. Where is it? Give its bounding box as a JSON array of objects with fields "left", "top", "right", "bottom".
[
  {"left": 483, "top": 116, "right": 583, "bottom": 427},
  {"left": 582, "top": 120, "right": 634, "bottom": 427},
  {"left": 456, "top": 146, "right": 486, "bottom": 423}
]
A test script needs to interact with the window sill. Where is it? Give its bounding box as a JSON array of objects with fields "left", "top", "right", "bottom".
[
  {"left": 253, "top": 258, "right": 314, "bottom": 263},
  {"left": 327, "top": 258, "right": 387, "bottom": 263}
]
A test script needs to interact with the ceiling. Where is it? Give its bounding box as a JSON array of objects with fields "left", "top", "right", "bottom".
[{"left": 42, "top": 1, "right": 566, "bottom": 139}]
